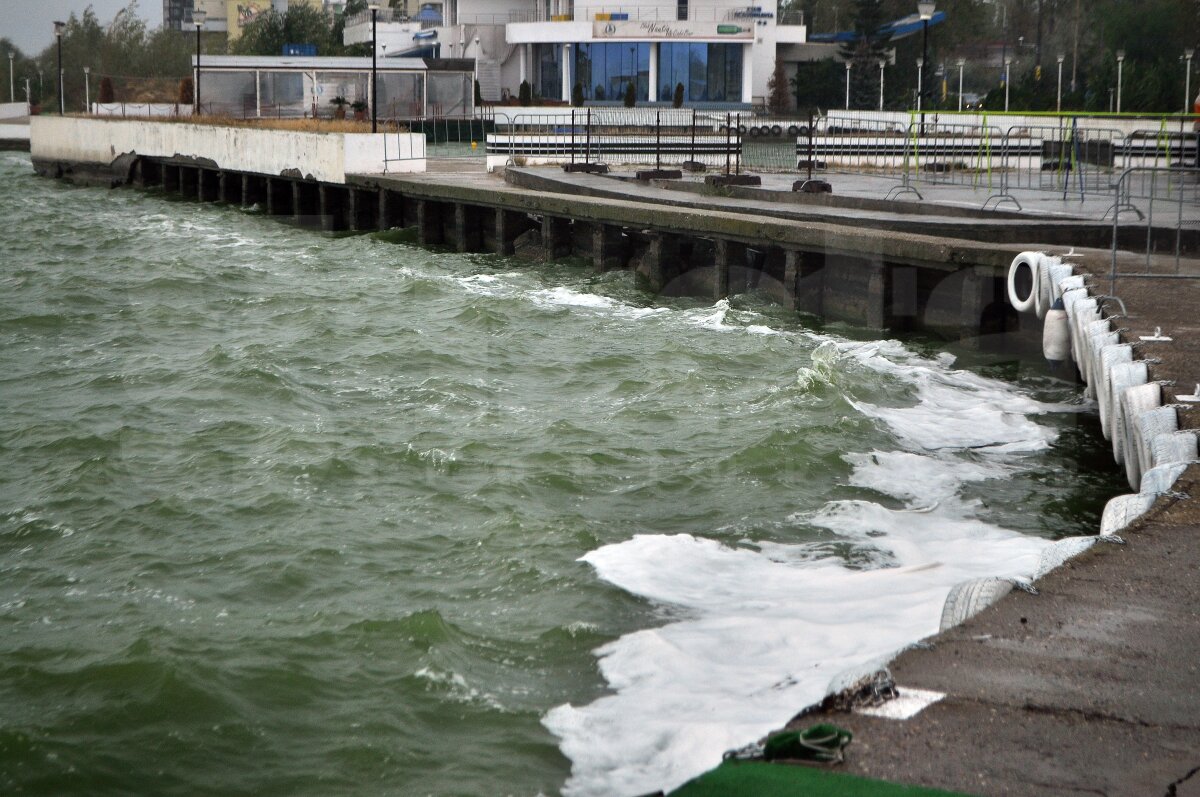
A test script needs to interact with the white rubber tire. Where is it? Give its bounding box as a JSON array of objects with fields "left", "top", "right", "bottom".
[
  {"left": 1042, "top": 308, "right": 1071, "bottom": 364},
  {"left": 1048, "top": 263, "right": 1074, "bottom": 302},
  {"left": 1007, "top": 252, "right": 1040, "bottom": 314},
  {"left": 1138, "top": 407, "right": 1179, "bottom": 481},
  {"left": 1140, "top": 462, "right": 1190, "bottom": 495},
  {"left": 1071, "top": 305, "right": 1099, "bottom": 382},
  {"left": 1033, "top": 536, "right": 1096, "bottom": 580},
  {"left": 1097, "top": 345, "right": 1133, "bottom": 439},
  {"left": 1109, "top": 363, "right": 1149, "bottom": 464},
  {"left": 1120, "top": 383, "right": 1161, "bottom": 488},
  {"left": 1085, "top": 328, "right": 1118, "bottom": 400},
  {"left": 940, "top": 578, "right": 1014, "bottom": 632},
  {"left": 1099, "top": 493, "right": 1156, "bottom": 536},
  {"left": 1151, "top": 431, "right": 1198, "bottom": 468},
  {"left": 1034, "top": 253, "right": 1053, "bottom": 319}
]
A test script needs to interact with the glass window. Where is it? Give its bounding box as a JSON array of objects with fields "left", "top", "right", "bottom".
[
  {"left": 533, "top": 43, "right": 561, "bottom": 101},
  {"left": 572, "top": 42, "right": 648, "bottom": 102},
  {"left": 656, "top": 43, "right": 743, "bottom": 104},
  {"left": 379, "top": 72, "right": 424, "bottom": 118}
]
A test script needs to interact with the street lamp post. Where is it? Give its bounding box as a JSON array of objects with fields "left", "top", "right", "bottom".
[
  {"left": 369, "top": 3, "right": 380, "bottom": 133},
  {"left": 878, "top": 59, "right": 886, "bottom": 111},
  {"left": 915, "top": 57, "right": 924, "bottom": 115},
  {"left": 54, "top": 21, "right": 65, "bottom": 114},
  {"left": 1004, "top": 57, "right": 1012, "bottom": 112},
  {"left": 192, "top": 10, "right": 206, "bottom": 115},
  {"left": 917, "top": 1, "right": 935, "bottom": 133},
  {"left": 955, "top": 58, "right": 964, "bottom": 111},
  {"left": 1056, "top": 54, "right": 1065, "bottom": 112},
  {"left": 7, "top": 52, "right": 13, "bottom": 103},
  {"left": 1115, "top": 49, "right": 1124, "bottom": 113},
  {"left": 83, "top": 66, "right": 90, "bottom": 112},
  {"left": 1183, "top": 48, "right": 1194, "bottom": 115},
  {"left": 844, "top": 61, "right": 851, "bottom": 110}
]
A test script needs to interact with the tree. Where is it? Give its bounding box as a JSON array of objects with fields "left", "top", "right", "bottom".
[
  {"left": 98, "top": 76, "right": 115, "bottom": 103},
  {"left": 839, "top": 0, "right": 891, "bottom": 110},
  {"left": 672, "top": 82, "right": 684, "bottom": 108},
  {"left": 623, "top": 81, "right": 636, "bottom": 107},
  {"left": 233, "top": 5, "right": 344, "bottom": 56},
  {"left": 571, "top": 81, "right": 584, "bottom": 107},
  {"left": 178, "top": 76, "right": 193, "bottom": 105},
  {"left": 518, "top": 79, "right": 532, "bottom": 106},
  {"left": 767, "top": 60, "right": 791, "bottom": 114}
]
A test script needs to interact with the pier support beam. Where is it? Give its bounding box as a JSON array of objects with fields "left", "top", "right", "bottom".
[
  {"left": 454, "top": 203, "right": 484, "bottom": 252},
  {"left": 959, "top": 266, "right": 997, "bottom": 348},
  {"left": 714, "top": 239, "right": 746, "bottom": 300},
  {"left": 218, "top": 171, "right": 241, "bottom": 205},
  {"left": 377, "top": 189, "right": 404, "bottom": 231},
  {"left": 319, "top": 185, "right": 347, "bottom": 232},
  {"left": 197, "top": 169, "right": 218, "bottom": 203},
  {"left": 822, "top": 254, "right": 887, "bottom": 330},
  {"left": 891, "top": 266, "right": 919, "bottom": 332},
  {"left": 542, "top": 217, "right": 572, "bottom": 260},
  {"left": 162, "top": 163, "right": 178, "bottom": 193},
  {"left": 637, "top": 232, "right": 679, "bottom": 293},
  {"left": 417, "top": 200, "right": 444, "bottom": 246},
  {"left": 591, "top": 223, "right": 624, "bottom": 272},
  {"left": 491, "top": 209, "right": 526, "bottom": 255},
  {"left": 784, "top": 250, "right": 826, "bottom": 316},
  {"left": 349, "top": 188, "right": 378, "bottom": 232},
  {"left": 178, "top": 166, "right": 196, "bottom": 198}
]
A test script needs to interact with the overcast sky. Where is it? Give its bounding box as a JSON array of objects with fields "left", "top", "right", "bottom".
[{"left": 2, "top": 0, "right": 160, "bottom": 56}]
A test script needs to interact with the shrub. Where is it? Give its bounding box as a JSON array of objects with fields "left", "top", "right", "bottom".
[
  {"left": 571, "top": 81, "right": 584, "bottom": 107},
  {"left": 474, "top": 79, "right": 483, "bottom": 106},
  {"left": 623, "top": 81, "right": 636, "bottom": 108},
  {"left": 98, "top": 76, "right": 115, "bottom": 103},
  {"left": 177, "top": 76, "right": 193, "bottom": 105},
  {"left": 518, "top": 80, "right": 532, "bottom": 106},
  {"left": 672, "top": 82, "right": 684, "bottom": 108}
]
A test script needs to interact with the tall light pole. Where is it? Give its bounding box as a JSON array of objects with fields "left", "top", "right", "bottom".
[
  {"left": 916, "top": 57, "right": 924, "bottom": 115},
  {"left": 878, "top": 59, "right": 886, "bottom": 111},
  {"left": 54, "top": 20, "right": 65, "bottom": 114},
  {"left": 1056, "top": 53, "right": 1065, "bottom": 112},
  {"left": 192, "top": 9, "right": 206, "bottom": 115},
  {"left": 7, "top": 52, "right": 13, "bottom": 103},
  {"left": 1003, "top": 57, "right": 1012, "bottom": 112},
  {"left": 917, "top": 1, "right": 935, "bottom": 132},
  {"left": 83, "top": 66, "right": 90, "bottom": 112},
  {"left": 844, "top": 61, "right": 851, "bottom": 110},
  {"left": 1183, "top": 48, "right": 1194, "bottom": 115},
  {"left": 1115, "top": 49, "right": 1124, "bottom": 113},
  {"left": 956, "top": 57, "right": 964, "bottom": 111},
  {"left": 368, "top": 3, "right": 380, "bottom": 133}
]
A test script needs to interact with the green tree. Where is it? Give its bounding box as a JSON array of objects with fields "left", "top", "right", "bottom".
[
  {"left": 233, "top": 5, "right": 343, "bottom": 56},
  {"left": 767, "top": 60, "right": 791, "bottom": 114},
  {"left": 840, "top": 0, "right": 891, "bottom": 110}
]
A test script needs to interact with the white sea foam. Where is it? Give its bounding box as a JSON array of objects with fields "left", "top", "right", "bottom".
[{"left": 546, "top": 336, "right": 1066, "bottom": 797}]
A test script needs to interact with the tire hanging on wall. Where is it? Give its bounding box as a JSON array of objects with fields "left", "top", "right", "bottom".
[{"left": 1006, "top": 252, "right": 1040, "bottom": 313}]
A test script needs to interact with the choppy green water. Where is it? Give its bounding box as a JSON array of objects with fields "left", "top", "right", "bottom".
[{"left": 0, "top": 153, "right": 1122, "bottom": 797}]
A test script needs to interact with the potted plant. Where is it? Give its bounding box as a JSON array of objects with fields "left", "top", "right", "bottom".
[
  {"left": 329, "top": 95, "right": 349, "bottom": 119},
  {"left": 350, "top": 99, "right": 368, "bottom": 121}
]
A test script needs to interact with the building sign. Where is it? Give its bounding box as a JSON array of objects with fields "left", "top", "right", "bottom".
[{"left": 593, "top": 20, "right": 752, "bottom": 40}]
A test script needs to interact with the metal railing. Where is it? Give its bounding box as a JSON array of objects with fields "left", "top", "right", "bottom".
[
  {"left": 1109, "top": 166, "right": 1200, "bottom": 284},
  {"left": 486, "top": 109, "right": 743, "bottom": 170}
]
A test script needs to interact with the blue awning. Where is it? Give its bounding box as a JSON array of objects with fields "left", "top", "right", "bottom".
[{"left": 808, "top": 10, "right": 946, "bottom": 44}]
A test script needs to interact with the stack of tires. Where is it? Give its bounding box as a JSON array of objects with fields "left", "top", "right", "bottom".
[{"left": 1005, "top": 250, "right": 1198, "bottom": 536}]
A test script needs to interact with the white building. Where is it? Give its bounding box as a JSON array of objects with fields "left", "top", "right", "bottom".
[{"left": 344, "top": 1, "right": 807, "bottom": 107}]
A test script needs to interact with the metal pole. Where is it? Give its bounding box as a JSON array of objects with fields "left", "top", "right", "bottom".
[
  {"left": 844, "top": 62, "right": 850, "bottom": 110},
  {"left": 879, "top": 60, "right": 885, "bottom": 111},
  {"left": 1004, "top": 60, "right": 1011, "bottom": 112},
  {"left": 586, "top": 108, "right": 592, "bottom": 163},
  {"left": 56, "top": 33, "right": 63, "bottom": 115},
  {"left": 690, "top": 107, "right": 696, "bottom": 161},
  {"left": 725, "top": 112, "right": 731, "bottom": 175},
  {"left": 807, "top": 110, "right": 813, "bottom": 182},
  {"left": 655, "top": 110, "right": 661, "bottom": 170},
  {"left": 957, "top": 60, "right": 964, "bottom": 112},
  {"left": 83, "top": 67, "right": 89, "bottom": 112},
  {"left": 916, "top": 59, "right": 923, "bottom": 116},
  {"left": 1184, "top": 50, "right": 1193, "bottom": 115},
  {"left": 920, "top": 17, "right": 929, "bottom": 131},
  {"left": 571, "top": 108, "right": 576, "bottom": 164},
  {"left": 1116, "top": 52, "right": 1124, "bottom": 114},
  {"left": 8, "top": 53, "right": 12, "bottom": 103},
  {"left": 1056, "top": 56, "right": 1063, "bottom": 112},
  {"left": 195, "top": 23, "right": 201, "bottom": 114},
  {"left": 371, "top": 7, "right": 379, "bottom": 133}
]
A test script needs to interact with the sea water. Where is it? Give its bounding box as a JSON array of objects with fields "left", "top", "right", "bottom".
[{"left": 0, "top": 153, "right": 1123, "bottom": 796}]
